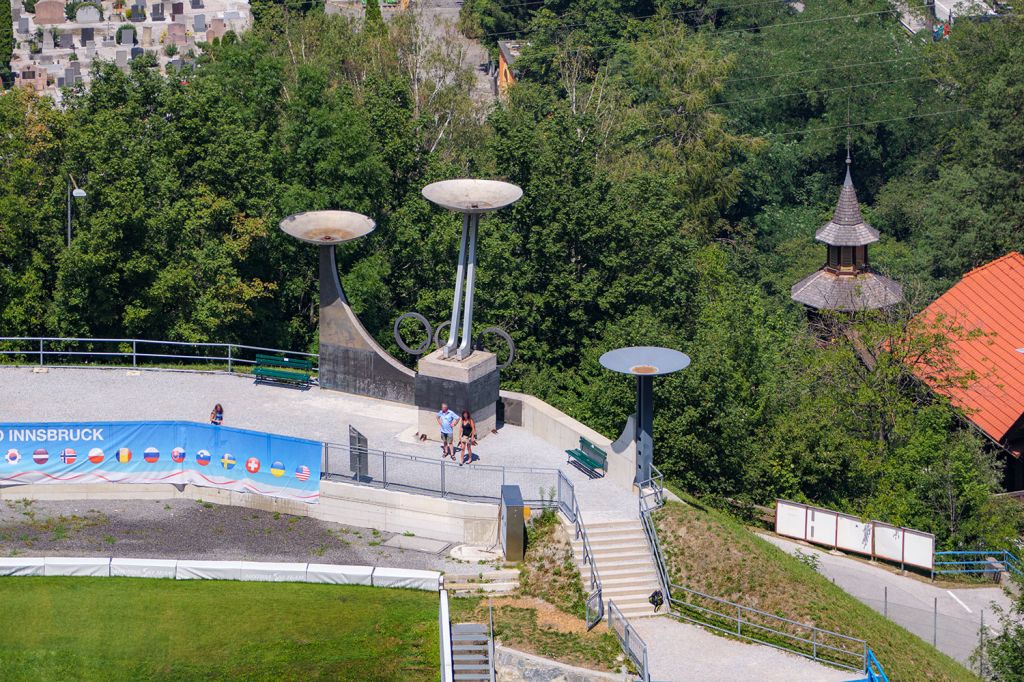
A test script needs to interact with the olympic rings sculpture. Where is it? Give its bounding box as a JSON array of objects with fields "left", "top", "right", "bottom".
[{"left": 392, "top": 313, "right": 516, "bottom": 370}]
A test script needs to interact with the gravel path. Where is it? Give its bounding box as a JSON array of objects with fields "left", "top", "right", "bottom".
[
  {"left": 631, "top": 615, "right": 854, "bottom": 682},
  {"left": 0, "top": 497, "right": 467, "bottom": 571}
]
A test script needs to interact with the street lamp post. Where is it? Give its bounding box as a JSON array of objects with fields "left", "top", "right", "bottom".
[{"left": 66, "top": 175, "right": 86, "bottom": 247}]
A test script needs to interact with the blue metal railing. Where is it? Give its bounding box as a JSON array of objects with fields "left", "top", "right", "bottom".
[
  {"left": 932, "top": 550, "right": 1023, "bottom": 578},
  {"left": 864, "top": 649, "right": 889, "bottom": 682}
]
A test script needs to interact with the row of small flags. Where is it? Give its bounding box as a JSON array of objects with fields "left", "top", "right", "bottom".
[{"left": 4, "top": 447, "right": 311, "bottom": 481}]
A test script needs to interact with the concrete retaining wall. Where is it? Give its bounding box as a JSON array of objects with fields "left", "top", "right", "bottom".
[
  {"left": 495, "top": 645, "right": 627, "bottom": 681},
  {"left": 500, "top": 390, "right": 637, "bottom": 491},
  {"left": 0, "top": 479, "right": 498, "bottom": 545}
]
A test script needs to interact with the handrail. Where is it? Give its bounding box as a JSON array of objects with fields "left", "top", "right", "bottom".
[
  {"left": 0, "top": 336, "right": 319, "bottom": 373},
  {"left": 638, "top": 466, "right": 670, "bottom": 601},
  {"left": 607, "top": 600, "right": 651, "bottom": 682},
  {"left": 573, "top": 493, "right": 604, "bottom": 630},
  {"left": 933, "top": 549, "right": 1023, "bottom": 577},
  {"left": 488, "top": 602, "right": 496, "bottom": 682},
  {"left": 865, "top": 648, "right": 889, "bottom": 682}
]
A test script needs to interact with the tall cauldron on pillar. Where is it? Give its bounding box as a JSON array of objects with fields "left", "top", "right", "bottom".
[
  {"left": 415, "top": 179, "right": 523, "bottom": 438},
  {"left": 600, "top": 346, "right": 690, "bottom": 485}
]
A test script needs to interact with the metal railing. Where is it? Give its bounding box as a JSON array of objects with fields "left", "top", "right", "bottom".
[
  {"left": 638, "top": 467, "right": 670, "bottom": 603},
  {"left": 0, "top": 336, "right": 318, "bottom": 374},
  {"left": 864, "top": 649, "right": 889, "bottom": 682},
  {"left": 607, "top": 600, "right": 650, "bottom": 682},
  {"left": 933, "top": 550, "right": 1023, "bottom": 578},
  {"left": 487, "top": 603, "right": 497, "bottom": 682},
  {"left": 322, "top": 441, "right": 576, "bottom": 515},
  {"left": 439, "top": 589, "right": 455, "bottom": 682},
  {"left": 667, "top": 582, "right": 868, "bottom": 671},
  {"left": 572, "top": 493, "right": 603, "bottom": 629}
]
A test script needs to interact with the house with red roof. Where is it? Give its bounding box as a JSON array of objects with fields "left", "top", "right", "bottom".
[{"left": 912, "top": 252, "right": 1024, "bottom": 488}]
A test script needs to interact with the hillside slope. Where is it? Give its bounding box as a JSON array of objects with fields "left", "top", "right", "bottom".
[{"left": 654, "top": 496, "right": 975, "bottom": 682}]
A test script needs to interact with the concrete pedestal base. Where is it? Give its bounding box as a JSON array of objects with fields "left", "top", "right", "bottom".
[{"left": 415, "top": 350, "right": 498, "bottom": 440}]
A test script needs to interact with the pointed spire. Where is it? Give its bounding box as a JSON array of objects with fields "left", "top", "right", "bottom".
[{"left": 814, "top": 154, "right": 880, "bottom": 246}]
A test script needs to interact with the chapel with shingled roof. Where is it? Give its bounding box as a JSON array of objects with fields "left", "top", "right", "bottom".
[{"left": 790, "top": 155, "right": 903, "bottom": 312}]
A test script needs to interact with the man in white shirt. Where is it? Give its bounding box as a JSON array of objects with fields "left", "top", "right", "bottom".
[{"left": 436, "top": 403, "right": 460, "bottom": 460}]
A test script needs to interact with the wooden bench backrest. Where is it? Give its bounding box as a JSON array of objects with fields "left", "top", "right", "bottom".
[
  {"left": 579, "top": 437, "right": 607, "bottom": 463},
  {"left": 255, "top": 354, "right": 312, "bottom": 370}
]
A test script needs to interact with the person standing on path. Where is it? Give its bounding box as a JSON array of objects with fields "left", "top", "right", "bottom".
[
  {"left": 458, "top": 409, "right": 476, "bottom": 466},
  {"left": 437, "top": 403, "right": 459, "bottom": 460},
  {"left": 210, "top": 403, "right": 224, "bottom": 425}
]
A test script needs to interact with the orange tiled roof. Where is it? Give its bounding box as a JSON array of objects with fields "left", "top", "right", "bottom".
[{"left": 915, "top": 252, "right": 1024, "bottom": 442}]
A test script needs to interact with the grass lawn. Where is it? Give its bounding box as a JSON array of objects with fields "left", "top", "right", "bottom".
[
  {"left": 0, "top": 578, "right": 438, "bottom": 681},
  {"left": 655, "top": 493, "right": 976, "bottom": 682}
]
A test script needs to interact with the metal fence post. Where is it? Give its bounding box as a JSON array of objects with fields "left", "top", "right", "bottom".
[
  {"left": 737, "top": 605, "right": 742, "bottom": 635},
  {"left": 980, "top": 610, "right": 985, "bottom": 678},
  {"left": 382, "top": 451, "right": 388, "bottom": 488},
  {"left": 228, "top": 344, "right": 233, "bottom": 373},
  {"left": 933, "top": 597, "right": 937, "bottom": 647},
  {"left": 441, "top": 458, "right": 446, "bottom": 497},
  {"left": 812, "top": 628, "right": 818, "bottom": 660},
  {"left": 884, "top": 586, "right": 888, "bottom": 618},
  {"left": 39, "top": 339, "right": 43, "bottom": 366},
  {"left": 132, "top": 340, "right": 137, "bottom": 367}
]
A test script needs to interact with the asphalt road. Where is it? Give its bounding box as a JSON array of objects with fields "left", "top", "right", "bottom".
[{"left": 760, "top": 533, "right": 1011, "bottom": 667}]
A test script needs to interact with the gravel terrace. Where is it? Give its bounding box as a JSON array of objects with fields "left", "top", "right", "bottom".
[{"left": 0, "top": 497, "right": 468, "bottom": 572}]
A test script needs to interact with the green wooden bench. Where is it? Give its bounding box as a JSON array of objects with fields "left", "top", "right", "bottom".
[
  {"left": 254, "top": 353, "right": 313, "bottom": 387},
  {"left": 566, "top": 437, "right": 607, "bottom": 478}
]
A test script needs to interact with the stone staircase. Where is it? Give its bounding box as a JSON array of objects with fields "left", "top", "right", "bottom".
[
  {"left": 450, "top": 622, "right": 494, "bottom": 681},
  {"left": 571, "top": 518, "right": 664, "bottom": 619}
]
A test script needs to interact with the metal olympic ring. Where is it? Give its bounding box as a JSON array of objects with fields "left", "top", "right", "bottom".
[
  {"left": 433, "top": 321, "right": 451, "bottom": 351},
  {"left": 393, "top": 312, "right": 433, "bottom": 355},
  {"left": 476, "top": 326, "right": 516, "bottom": 370}
]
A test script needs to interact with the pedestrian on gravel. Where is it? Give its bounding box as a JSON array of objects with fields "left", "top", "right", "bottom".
[
  {"left": 210, "top": 403, "right": 224, "bottom": 426},
  {"left": 436, "top": 402, "right": 458, "bottom": 460}
]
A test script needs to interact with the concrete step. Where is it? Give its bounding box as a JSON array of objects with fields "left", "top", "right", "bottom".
[
  {"left": 589, "top": 565, "right": 659, "bottom": 579},
  {"left": 582, "top": 528, "right": 647, "bottom": 541}
]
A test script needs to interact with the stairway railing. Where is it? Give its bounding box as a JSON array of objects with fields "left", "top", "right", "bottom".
[
  {"left": 572, "top": 493, "right": 604, "bottom": 629},
  {"left": 638, "top": 465, "right": 670, "bottom": 602}
]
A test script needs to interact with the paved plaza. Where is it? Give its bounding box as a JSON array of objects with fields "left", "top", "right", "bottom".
[{"left": 0, "top": 366, "right": 635, "bottom": 518}]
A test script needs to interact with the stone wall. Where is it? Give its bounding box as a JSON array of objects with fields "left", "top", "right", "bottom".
[{"left": 495, "top": 645, "right": 628, "bottom": 682}]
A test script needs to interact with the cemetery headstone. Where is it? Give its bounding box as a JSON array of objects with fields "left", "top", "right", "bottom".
[
  {"left": 75, "top": 4, "right": 101, "bottom": 22},
  {"left": 59, "top": 32, "right": 73, "bottom": 49},
  {"left": 33, "top": 0, "right": 65, "bottom": 25},
  {"left": 189, "top": 0, "right": 203, "bottom": 9},
  {"left": 42, "top": 31, "right": 54, "bottom": 51},
  {"left": 18, "top": 17, "right": 30, "bottom": 34},
  {"left": 118, "top": 28, "right": 134, "bottom": 45},
  {"left": 130, "top": 46, "right": 143, "bottom": 59},
  {"left": 151, "top": 3, "right": 164, "bottom": 20},
  {"left": 193, "top": 14, "right": 205, "bottom": 31},
  {"left": 171, "top": 2, "right": 184, "bottom": 17},
  {"left": 80, "top": 27, "right": 94, "bottom": 44},
  {"left": 116, "top": 50, "right": 128, "bottom": 70}
]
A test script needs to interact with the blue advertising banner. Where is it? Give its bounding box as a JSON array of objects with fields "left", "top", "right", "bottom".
[{"left": 0, "top": 422, "right": 321, "bottom": 503}]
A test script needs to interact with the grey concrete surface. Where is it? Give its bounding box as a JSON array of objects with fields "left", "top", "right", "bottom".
[
  {"left": 760, "top": 532, "right": 1010, "bottom": 667},
  {"left": 0, "top": 367, "right": 636, "bottom": 518},
  {"left": 631, "top": 615, "right": 854, "bottom": 682}
]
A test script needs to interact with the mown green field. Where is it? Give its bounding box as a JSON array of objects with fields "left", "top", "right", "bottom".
[{"left": 0, "top": 578, "right": 439, "bottom": 681}]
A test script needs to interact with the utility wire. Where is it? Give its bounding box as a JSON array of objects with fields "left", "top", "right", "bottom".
[
  {"left": 713, "top": 74, "right": 933, "bottom": 106},
  {"left": 764, "top": 107, "right": 973, "bottom": 138}
]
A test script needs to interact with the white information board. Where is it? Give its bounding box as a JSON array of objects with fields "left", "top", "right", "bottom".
[
  {"left": 775, "top": 500, "right": 808, "bottom": 540},
  {"left": 903, "top": 529, "right": 935, "bottom": 570},
  {"left": 835, "top": 515, "right": 872, "bottom": 557},
  {"left": 806, "top": 507, "right": 838, "bottom": 548},
  {"left": 873, "top": 523, "right": 904, "bottom": 563}
]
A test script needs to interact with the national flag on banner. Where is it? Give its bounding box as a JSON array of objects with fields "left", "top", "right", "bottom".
[
  {"left": 33, "top": 448, "right": 49, "bottom": 465},
  {"left": 245, "top": 457, "right": 260, "bottom": 474},
  {"left": 221, "top": 454, "right": 236, "bottom": 470},
  {"left": 295, "top": 465, "right": 310, "bottom": 482},
  {"left": 270, "top": 461, "right": 285, "bottom": 478},
  {"left": 171, "top": 447, "right": 186, "bottom": 463},
  {"left": 5, "top": 449, "right": 21, "bottom": 465},
  {"left": 88, "top": 448, "right": 105, "bottom": 464},
  {"left": 144, "top": 447, "right": 160, "bottom": 463},
  {"left": 60, "top": 448, "right": 77, "bottom": 465},
  {"left": 196, "top": 450, "right": 211, "bottom": 466},
  {"left": 115, "top": 448, "right": 132, "bottom": 463}
]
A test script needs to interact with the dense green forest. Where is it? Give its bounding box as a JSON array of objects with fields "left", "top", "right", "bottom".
[{"left": 1, "top": 0, "right": 1023, "bottom": 552}]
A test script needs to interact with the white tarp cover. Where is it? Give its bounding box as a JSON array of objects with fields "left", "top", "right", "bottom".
[
  {"left": 0, "top": 557, "right": 45, "bottom": 577},
  {"left": 372, "top": 567, "right": 441, "bottom": 591},
  {"left": 835, "top": 515, "right": 873, "bottom": 556},
  {"left": 873, "top": 523, "right": 904, "bottom": 563},
  {"left": 775, "top": 500, "right": 807, "bottom": 540},
  {"left": 305, "top": 563, "right": 373, "bottom": 586},
  {"left": 110, "top": 558, "right": 178, "bottom": 579},
  {"left": 44, "top": 556, "right": 110, "bottom": 577},
  {"left": 903, "top": 529, "right": 936, "bottom": 570},
  {"left": 239, "top": 561, "right": 308, "bottom": 583},
  {"left": 806, "top": 507, "right": 838, "bottom": 547},
  {"left": 175, "top": 560, "right": 243, "bottom": 581}
]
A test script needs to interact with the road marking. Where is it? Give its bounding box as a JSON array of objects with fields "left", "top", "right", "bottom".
[{"left": 947, "top": 590, "right": 973, "bottom": 613}]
